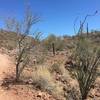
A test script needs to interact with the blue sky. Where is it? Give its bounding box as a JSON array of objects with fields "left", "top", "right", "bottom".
[{"left": 0, "top": 0, "right": 100, "bottom": 37}]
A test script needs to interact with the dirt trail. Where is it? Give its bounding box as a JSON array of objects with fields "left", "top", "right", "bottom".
[
  {"left": 0, "top": 53, "right": 17, "bottom": 100},
  {"left": 0, "top": 53, "right": 29, "bottom": 100},
  {"left": 0, "top": 53, "right": 14, "bottom": 79},
  {"left": 0, "top": 53, "right": 55, "bottom": 100}
]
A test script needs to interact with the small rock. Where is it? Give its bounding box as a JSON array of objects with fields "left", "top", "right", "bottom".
[
  {"left": 63, "top": 86, "right": 67, "bottom": 91},
  {"left": 89, "top": 93, "right": 94, "bottom": 98},
  {"left": 37, "top": 92, "right": 42, "bottom": 98},
  {"left": 95, "top": 92, "right": 100, "bottom": 97}
]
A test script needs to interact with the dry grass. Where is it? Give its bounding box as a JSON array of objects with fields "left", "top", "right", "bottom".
[
  {"left": 50, "top": 83, "right": 64, "bottom": 99},
  {"left": 32, "top": 65, "right": 64, "bottom": 99},
  {"left": 50, "top": 62, "right": 67, "bottom": 75},
  {"left": 32, "top": 66, "right": 54, "bottom": 90}
]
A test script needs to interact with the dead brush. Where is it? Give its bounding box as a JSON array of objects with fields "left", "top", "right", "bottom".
[
  {"left": 49, "top": 62, "right": 66, "bottom": 75},
  {"left": 32, "top": 66, "right": 53, "bottom": 90},
  {"left": 32, "top": 65, "right": 63, "bottom": 99}
]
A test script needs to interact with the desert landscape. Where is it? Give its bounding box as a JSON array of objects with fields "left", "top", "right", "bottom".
[{"left": 0, "top": 0, "right": 100, "bottom": 100}]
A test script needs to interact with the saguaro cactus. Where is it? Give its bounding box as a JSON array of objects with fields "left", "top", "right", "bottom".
[
  {"left": 87, "top": 23, "right": 89, "bottom": 36},
  {"left": 52, "top": 42, "right": 55, "bottom": 56}
]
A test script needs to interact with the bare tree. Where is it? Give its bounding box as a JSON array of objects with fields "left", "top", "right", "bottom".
[
  {"left": 73, "top": 11, "right": 98, "bottom": 36},
  {"left": 5, "top": 6, "right": 41, "bottom": 82}
]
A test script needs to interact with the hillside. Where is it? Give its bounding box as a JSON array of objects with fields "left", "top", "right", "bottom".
[
  {"left": 0, "top": 30, "right": 17, "bottom": 50},
  {"left": 0, "top": 29, "right": 100, "bottom": 51},
  {"left": 0, "top": 30, "right": 35, "bottom": 50},
  {"left": 0, "top": 30, "right": 100, "bottom": 100}
]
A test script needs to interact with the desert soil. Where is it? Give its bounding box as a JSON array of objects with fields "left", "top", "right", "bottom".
[{"left": 0, "top": 52, "right": 55, "bottom": 100}]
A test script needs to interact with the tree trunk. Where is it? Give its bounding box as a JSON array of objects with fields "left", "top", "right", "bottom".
[{"left": 16, "top": 63, "right": 19, "bottom": 82}]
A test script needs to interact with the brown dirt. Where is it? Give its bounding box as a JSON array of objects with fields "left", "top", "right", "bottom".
[
  {"left": 0, "top": 52, "right": 55, "bottom": 100},
  {"left": 0, "top": 49, "right": 99, "bottom": 100},
  {"left": 0, "top": 53, "right": 16, "bottom": 100}
]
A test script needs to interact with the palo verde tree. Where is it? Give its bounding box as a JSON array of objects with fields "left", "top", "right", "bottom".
[{"left": 5, "top": 6, "right": 41, "bottom": 82}]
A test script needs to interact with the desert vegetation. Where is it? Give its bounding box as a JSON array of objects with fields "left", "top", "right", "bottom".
[{"left": 0, "top": 2, "right": 100, "bottom": 100}]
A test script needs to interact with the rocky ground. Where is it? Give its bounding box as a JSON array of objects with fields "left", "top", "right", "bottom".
[
  {"left": 0, "top": 48, "right": 100, "bottom": 100},
  {"left": 0, "top": 49, "right": 55, "bottom": 100}
]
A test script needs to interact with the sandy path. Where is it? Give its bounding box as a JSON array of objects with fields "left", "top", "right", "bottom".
[
  {"left": 0, "top": 53, "right": 18, "bottom": 100},
  {"left": 0, "top": 53, "right": 55, "bottom": 100},
  {"left": 0, "top": 54, "right": 13, "bottom": 79}
]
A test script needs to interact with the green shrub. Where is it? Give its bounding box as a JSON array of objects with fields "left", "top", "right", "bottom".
[
  {"left": 43, "top": 34, "right": 65, "bottom": 51},
  {"left": 72, "top": 37, "right": 100, "bottom": 100}
]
